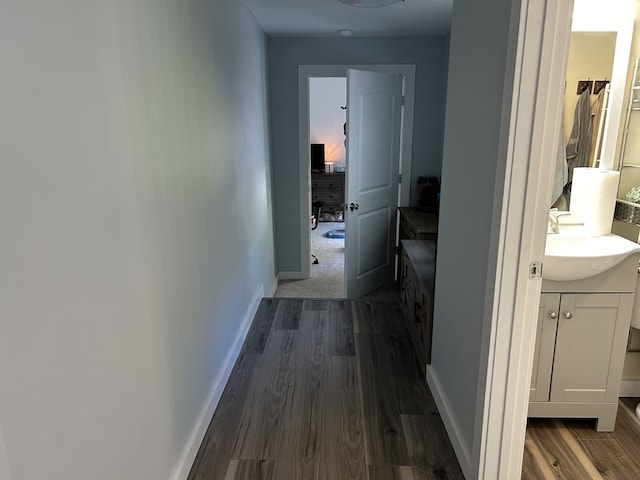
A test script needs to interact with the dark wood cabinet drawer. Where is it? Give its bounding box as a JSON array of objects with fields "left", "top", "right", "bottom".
[
  {"left": 399, "top": 239, "right": 436, "bottom": 370},
  {"left": 312, "top": 180, "right": 343, "bottom": 190},
  {"left": 313, "top": 193, "right": 343, "bottom": 202},
  {"left": 312, "top": 173, "right": 344, "bottom": 214}
]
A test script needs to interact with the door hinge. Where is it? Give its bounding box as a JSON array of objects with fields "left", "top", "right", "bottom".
[
  {"left": 398, "top": 174, "right": 402, "bottom": 183},
  {"left": 401, "top": 95, "right": 405, "bottom": 106}
]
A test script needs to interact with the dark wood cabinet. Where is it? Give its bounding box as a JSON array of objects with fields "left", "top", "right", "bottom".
[
  {"left": 399, "top": 239, "right": 436, "bottom": 370},
  {"left": 397, "top": 207, "right": 438, "bottom": 283},
  {"left": 312, "top": 173, "right": 345, "bottom": 214},
  {"left": 398, "top": 207, "right": 438, "bottom": 241}
]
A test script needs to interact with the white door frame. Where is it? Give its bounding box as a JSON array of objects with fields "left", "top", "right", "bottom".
[
  {"left": 475, "top": 0, "right": 574, "bottom": 478},
  {"left": 297, "top": 65, "right": 415, "bottom": 280}
]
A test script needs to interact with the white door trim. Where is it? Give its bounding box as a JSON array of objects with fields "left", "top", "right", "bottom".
[
  {"left": 476, "top": 0, "right": 574, "bottom": 478},
  {"left": 298, "top": 64, "right": 415, "bottom": 279}
]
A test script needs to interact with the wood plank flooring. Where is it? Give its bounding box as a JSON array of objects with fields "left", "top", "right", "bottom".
[
  {"left": 188, "top": 297, "right": 640, "bottom": 479},
  {"left": 522, "top": 398, "right": 640, "bottom": 479},
  {"left": 187, "top": 298, "right": 463, "bottom": 480}
]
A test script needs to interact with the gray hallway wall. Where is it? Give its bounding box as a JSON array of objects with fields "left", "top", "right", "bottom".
[{"left": 0, "top": 1, "right": 275, "bottom": 478}]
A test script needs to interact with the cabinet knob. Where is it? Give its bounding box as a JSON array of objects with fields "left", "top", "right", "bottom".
[
  {"left": 563, "top": 311, "right": 572, "bottom": 319},
  {"left": 549, "top": 311, "right": 558, "bottom": 319}
]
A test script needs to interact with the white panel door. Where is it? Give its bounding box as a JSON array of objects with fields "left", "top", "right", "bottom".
[{"left": 345, "top": 69, "right": 402, "bottom": 298}]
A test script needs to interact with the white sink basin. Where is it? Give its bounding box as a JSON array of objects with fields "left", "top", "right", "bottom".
[{"left": 544, "top": 233, "right": 640, "bottom": 281}]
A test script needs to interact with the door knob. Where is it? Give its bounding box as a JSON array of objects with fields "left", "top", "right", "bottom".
[
  {"left": 549, "top": 311, "right": 558, "bottom": 319},
  {"left": 563, "top": 311, "right": 572, "bottom": 319},
  {"left": 349, "top": 202, "right": 359, "bottom": 211}
]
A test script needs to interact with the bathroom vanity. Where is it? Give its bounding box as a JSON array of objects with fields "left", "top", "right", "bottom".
[{"left": 529, "top": 252, "right": 640, "bottom": 431}]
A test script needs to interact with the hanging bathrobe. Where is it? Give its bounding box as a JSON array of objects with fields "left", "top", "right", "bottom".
[
  {"left": 588, "top": 88, "right": 607, "bottom": 167},
  {"left": 565, "top": 88, "right": 593, "bottom": 183},
  {"left": 563, "top": 88, "right": 592, "bottom": 205},
  {"left": 550, "top": 120, "right": 568, "bottom": 207}
]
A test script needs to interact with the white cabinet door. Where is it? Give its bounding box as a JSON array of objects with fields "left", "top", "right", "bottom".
[
  {"left": 550, "top": 293, "right": 633, "bottom": 403},
  {"left": 530, "top": 293, "right": 560, "bottom": 402}
]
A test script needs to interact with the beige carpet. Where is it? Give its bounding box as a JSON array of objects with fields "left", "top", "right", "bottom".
[
  {"left": 275, "top": 222, "right": 345, "bottom": 298},
  {"left": 274, "top": 222, "right": 401, "bottom": 300}
]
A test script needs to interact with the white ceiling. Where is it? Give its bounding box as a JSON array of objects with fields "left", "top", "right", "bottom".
[{"left": 243, "top": 0, "right": 453, "bottom": 37}]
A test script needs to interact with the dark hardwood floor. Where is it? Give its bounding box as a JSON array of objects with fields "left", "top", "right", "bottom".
[
  {"left": 187, "top": 298, "right": 464, "bottom": 480},
  {"left": 188, "top": 297, "right": 640, "bottom": 479}
]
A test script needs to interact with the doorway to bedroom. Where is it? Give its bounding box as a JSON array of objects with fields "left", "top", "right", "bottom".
[
  {"left": 275, "top": 77, "right": 347, "bottom": 298},
  {"left": 274, "top": 64, "right": 415, "bottom": 299}
]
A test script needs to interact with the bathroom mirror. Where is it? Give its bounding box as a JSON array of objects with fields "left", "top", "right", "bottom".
[
  {"left": 562, "top": 32, "right": 616, "bottom": 168},
  {"left": 571, "top": 0, "right": 633, "bottom": 171},
  {"left": 552, "top": 0, "right": 633, "bottom": 209}
]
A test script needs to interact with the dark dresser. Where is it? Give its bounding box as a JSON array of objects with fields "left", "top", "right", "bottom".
[{"left": 312, "top": 173, "right": 345, "bottom": 214}]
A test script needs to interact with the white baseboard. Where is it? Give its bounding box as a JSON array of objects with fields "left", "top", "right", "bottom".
[
  {"left": 171, "top": 284, "right": 264, "bottom": 480},
  {"left": 426, "top": 365, "right": 472, "bottom": 479},
  {"left": 278, "top": 271, "right": 305, "bottom": 280},
  {"left": 620, "top": 380, "right": 640, "bottom": 397},
  {"left": 267, "top": 276, "right": 278, "bottom": 297}
]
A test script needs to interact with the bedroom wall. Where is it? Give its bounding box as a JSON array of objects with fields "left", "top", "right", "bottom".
[
  {"left": 269, "top": 36, "right": 448, "bottom": 273},
  {"left": 310, "top": 77, "right": 347, "bottom": 168},
  {"left": 0, "top": 1, "right": 275, "bottom": 479}
]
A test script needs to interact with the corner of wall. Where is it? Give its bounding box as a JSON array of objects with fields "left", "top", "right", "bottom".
[
  {"left": 278, "top": 271, "right": 306, "bottom": 281},
  {"left": 267, "top": 275, "right": 279, "bottom": 297}
]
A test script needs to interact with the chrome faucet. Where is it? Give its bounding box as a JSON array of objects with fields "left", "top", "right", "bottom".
[{"left": 548, "top": 210, "right": 571, "bottom": 234}]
